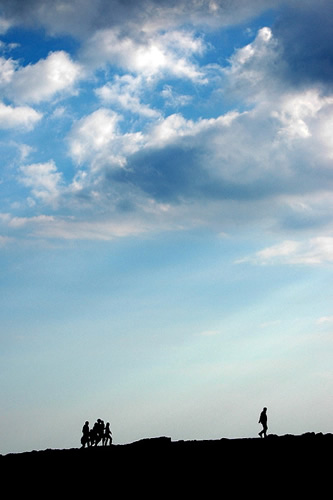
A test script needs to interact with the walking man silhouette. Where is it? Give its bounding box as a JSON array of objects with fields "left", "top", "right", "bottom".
[
  {"left": 258, "top": 407, "right": 268, "bottom": 438},
  {"left": 103, "top": 422, "right": 112, "bottom": 446}
]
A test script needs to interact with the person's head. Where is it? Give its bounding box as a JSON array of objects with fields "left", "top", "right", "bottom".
[{"left": 263, "top": 407, "right": 267, "bottom": 412}]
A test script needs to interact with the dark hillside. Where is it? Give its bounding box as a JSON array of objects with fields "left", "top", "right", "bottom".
[{"left": 1, "top": 433, "right": 332, "bottom": 494}]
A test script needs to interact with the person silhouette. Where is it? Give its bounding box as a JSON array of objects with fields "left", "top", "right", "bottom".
[
  {"left": 90, "top": 419, "right": 104, "bottom": 446},
  {"left": 103, "top": 422, "right": 112, "bottom": 446},
  {"left": 81, "top": 421, "right": 90, "bottom": 448},
  {"left": 258, "top": 407, "right": 268, "bottom": 438}
]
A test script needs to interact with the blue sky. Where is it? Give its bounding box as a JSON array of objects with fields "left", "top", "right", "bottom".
[{"left": 1, "top": 0, "right": 333, "bottom": 453}]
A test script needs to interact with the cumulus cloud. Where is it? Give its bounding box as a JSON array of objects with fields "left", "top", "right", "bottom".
[
  {"left": 62, "top": 65, "right": 333, "bottom": 234},
  {"left": 2, "top": 0, "right": 333, "bottom": 248},
  {"left": 69, "top": 109, "right": 120, "bottom": 165},
  {"left": 110, "top": 85, "right": 333, "bottom": 208},
  {"left": 81, "top": 28, "right": 207, "bottom": 83},
  {"left": 66, "top": 109, "right": 251, "bottom": 206},
  {"left": 96, "top": 75, "right": 160, "bottom": 118},
  {"left": 224, "top": 26, "right": 282, "bottom": 102},
  {"left": 273, "top": 90, "right": 333, "bottom": 141},
  {"left": 4, "top": 51, "right": 82, "bottom": 104},
  {"left": 225, "top": 3, "right": 333, "bottom": 105},
  {"left": 19, "top": 161, "right": 63, "bottom": 205},
  {"left": 0, "top": 101, "right": 42, "bottom": 129},
  {"left": 68, "top": 108, "right": 144, "bottom": 173},
  {"left": 0, "top": 55, "right": 16, "bottom": 83}
]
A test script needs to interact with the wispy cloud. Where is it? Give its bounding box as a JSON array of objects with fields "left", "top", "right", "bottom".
[
  {"left": 317, "top": 316, "right": 333, "bottom": 324},
  {"left": 199, "top": 330, "right": 221, "bottom": 337},
  {"left": 237, "top": 237, "right": 333, "bottom": 266}
]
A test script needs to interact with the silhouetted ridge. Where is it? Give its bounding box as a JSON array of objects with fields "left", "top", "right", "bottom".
[{"left": 1, "top": 433, "right": 331, "bottom": 494}]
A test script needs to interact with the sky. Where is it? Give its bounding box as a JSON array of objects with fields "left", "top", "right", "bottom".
[{"left": 1, "top": 0, "right": 333, "bottom": 454}]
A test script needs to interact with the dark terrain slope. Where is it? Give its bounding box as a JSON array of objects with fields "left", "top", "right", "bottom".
[{"left": 1, "top": 433, "right": 332, "bottom": 494}]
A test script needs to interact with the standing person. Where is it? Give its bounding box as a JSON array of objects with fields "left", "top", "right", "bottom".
[
  {"left": 258, "top": 407, "right": 268, "bottom": 438},
  {"left": 81, "top": 421, "right": 90, "bottom": 448},
  {"left": 103, "top": 422, "right": 112, "bottom": 446},
  {"left": 97, "top": 419, "right": 105, "bottom": 445},
  {"left": 91, "top": 419, "right": 104, "bottom": 446}
]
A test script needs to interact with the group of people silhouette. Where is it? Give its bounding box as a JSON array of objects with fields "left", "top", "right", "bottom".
[
  {"left": 81, "top": 419, "right": 112, "bottom": 447},
  {"left": 81, "top": 408, "right": 268, "bottom": 447}
]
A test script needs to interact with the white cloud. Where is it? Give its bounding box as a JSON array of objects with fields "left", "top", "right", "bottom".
[
  {"left": 7, "top": 214, "right": 55, "bottom": 228},
  {"left": 224, "top": 27, "right": 280, "bottom": 102},
  {"left": 257, "top": 240, "right": 301, "bottom": 261},
  {"left": 200, "top": 330, "right": 220, "bottom": 337},
  {"left": 273, "top": 90, "right": 333, "bottom": 141},
  {"left": 17, "top": 143, "right": 35, "bottom": 162},
  {"left": 31, "top": 217, "right": 151, "bottom": 240},
  {"left": 2, "top": 17, "right": 333, "bottom": 245},
  {"left": 69, "top": 108, "right": 120, "bottom": 165},
  {"left": 19, "top": 161, "right": 63, "bottom": 205},
  {"left": 68, "top": 107, "right": 145, "bottom": 173},
  {"left": 96, "top": 74, "right": 160, "bottom": 118},
  {"left": 82, "top": 28, "right": 206, "bottom": 82},
  {"left": 67, "top": 107, "right": 147, "bottom": 199},
  {"left": 238, "top": 237, "right": 333, "bottom": 266},
  {"left": 2, "top": 212, "right": 157, "bottom": 241},
  {"left": 5, "top": 51, "right": 82, "bottom": 103},
  {"left": 315, "top": 104, "right": 333, "bottom": 160},
  {"left": 146, "top": 111, "right": 240, "bottom": 148},
  {"left": 62, "top": 70, "right": 333, "bottom": 239},
  {"left": 147, "top": 113, "right": 195, "bottom": 146},
  {"left": 161, "top": 85, "right": 192, "bottom": 108},
  {"left": 0, "top": 101, "right": 42, "bottom": 129},
  {"left": 0, "top": 56, "right": 16, "bottom": 84},
  {"left": 0, "top": 16, "right": 11, "bottom": 34},
  {"left": 317, "top": 316, "right": 333, "bottom": 324}
]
